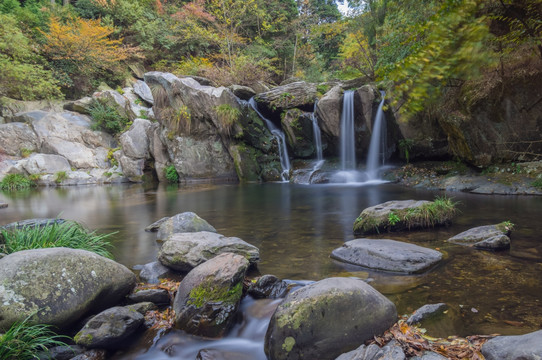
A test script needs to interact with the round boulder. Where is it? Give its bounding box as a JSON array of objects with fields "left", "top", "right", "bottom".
[
  {"left": 265, "top": 277, "right": 397, "bottom": 360},
  {"left": 156, "top": 212, "right": 217, "bottom": 240},
  {"left": 448, "top": 222, "right": 512, "bottom": 250},
  {"left": 158, "top": 231, "right": 260, "bottom": 272},
  {"left": 331, "top": 239, "right": 442, "bottom": 274},
  {"left": 0, "top": 248, "right": 136, "bottom": 331},
  {"left": 481, "top": 330, "right": 542, "bottom": 360}
]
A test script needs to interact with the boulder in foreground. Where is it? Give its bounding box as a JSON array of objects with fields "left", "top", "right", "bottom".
[
  {"left": 265, "top": 277, "right": 397, "bottom": 360},
  {"left": 331, "top": 239, "right": 442, "bottom": 274},
  {"left": 481, "top": 330, "right": 542, "bottom": 360}
]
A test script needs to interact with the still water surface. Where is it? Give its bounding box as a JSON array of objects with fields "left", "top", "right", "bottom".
[{"left": 1, "top": 182, "right": 541, "bottom": 358}]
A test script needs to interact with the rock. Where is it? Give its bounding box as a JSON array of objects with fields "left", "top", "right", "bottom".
[
  {"left": 66, "top": 349, "right": 107, "bottom": 360},
  {"left": 196, "top": 349, "right": 252, "bottom": 360},
  {"left": 42, "top": 137, "right": 98, "bottom": 169},
  {"left": 119, "top": 118, "right": 152, "bottom": 159},
  {"left": 128, "top": 63, "right": 146, "bottom": 79},
  {"left": 353, "top": 199, "right": 456, "bottom": 235},
  {"left": 13, "top": 110, "right": 49, "bottom": 123},
  {"left": 281, "top": 109, "right": 315, "bottom": 158},
  {"left": 133, "top": 80, "right": 154, "bottom": 105},
  {"left": 0, "top": 202, "right": 7, "bottom": 209},
  {"left": 22, "top": 153, "right": 71, "bottom": 175},
  {"left": 39, "top": 345, "right": 85, "bottom": 360},
  {"left": 74, "top": 306, "right": 144, "bottom": 349},
  {"left": 123, "top": 88, "right": 152, "bottom": 120},
  {"left": 0, "top": 122, "right": 40, "bottom": 156},
  {"left": 316, "top": 85, "right": 343, "bottom": 142},
  {"left": 158, "top": 231, "right": 260, "bottom": 272},
  {"left": 265, "top": 277, "right": 397, "bottom": 360},
  {"left": 228, "top": 85, "right": 256, "bottom": 100},
  {"left": 0, "top": 248, "right": 136, "bottom": 331},
  {"left": 335, "top": 341, "right": 406, "bottom": 360},
  {"left": 173, "top": 253, "right": 249, "bottom": 337},
  {"left": 148, "top": 123, "right": 170, "bottom": 182},
  {"left": 481, "top": 330, "right": 542, "bottom": 360},
  {"left": 410, "top": 351, "right": 448, "bottom": 360},
  {"left": 124, "top": 301, "right": 157, "bottom": 315},
  {"left": 0, "top": 218, "right": 65, "bottom": 232},
  {"left": 138, "top": 261, "right": 172, "bottom": 284},
  {"left": 127, "top": 289, "right": 170, "bottom": 305},
  {"left": 248, "top": 275, "right": 289, "bottom": 299},
  {"left": 254, "top": 81, "right": 317, "bottom": 114},
  {"left": 118, "top": 153, "right": 145, "bottom": 180},
  {"left": 92, "top": 90, "right": 136, "bottom": 121},
  {"left": 331, "top": 239, "right": 442, "bottom": 274},
  {"left": 407, "top": 303, "right": 448, "bottom": 325},
  {"left": 156, "top": 212, "right": 216, "bottom": 239},
  {"left": 63, "top": 96, "right": 93, "bottom": 115},
  {"left": 448, "top": 223, "right": 512, "bottom": 250},
  {"left": 145, "top": 217, "right": 170, "bottom": 232}
]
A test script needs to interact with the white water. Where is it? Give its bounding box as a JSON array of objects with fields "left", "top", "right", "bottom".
[
  {"left": 311, "top": 101, "right": 323, "bottom": 162},
  {"left": 339, "top": 90, "right": 356, "bottom": 171},
  {"left": 366, "top": 91, "right": 386, "bottom": 180},
  {"left": 248, "top": 98, "right": 291, "bottom": 181}
]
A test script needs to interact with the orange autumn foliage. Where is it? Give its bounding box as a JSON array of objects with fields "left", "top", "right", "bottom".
[{"left": 41, "top": 17, "right": 140, "bottom": 75}]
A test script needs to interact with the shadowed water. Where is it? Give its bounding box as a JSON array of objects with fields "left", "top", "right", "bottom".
[{"left": 1, "top": 183, "right": 541, "bottom": 357}]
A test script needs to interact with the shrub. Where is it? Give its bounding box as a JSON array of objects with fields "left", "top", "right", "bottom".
[
  {"left": 54, "top": 171, "right": 68, "bottom": 184},
  {"left": 0, "top": 174, "right": 36, "bottom": 191},
  {"left": 89, "top": 100, "right": 130, "bottom": 135},
  {"left": 0, "top": 314, "right": 70, "bottom": 360},
  {"left": 215, "top": 104, "right": 240, "bottom": 137},
  {"left": 0, "top": 220, "right": 114, "bottom": 258},
  {"left": 164, "top": 165, "right": 179, "bottom": 183}
]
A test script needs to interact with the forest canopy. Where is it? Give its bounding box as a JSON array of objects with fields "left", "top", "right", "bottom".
[{"left": 1, "top": 0, "right": 540, "bottom": 118}]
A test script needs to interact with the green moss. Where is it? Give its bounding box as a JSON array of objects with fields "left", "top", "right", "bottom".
[
  {"left": 495, "top": 221, "right": 514, "bottom": 233},
  {"left": 74, "top": 332, "right": 93, "bottom": 345},
  {"left": 282, "top": 337, "right": 296, "bottom": 352},
  {"left": 187, "top": 280, "right": 243, "bottom": 308}
]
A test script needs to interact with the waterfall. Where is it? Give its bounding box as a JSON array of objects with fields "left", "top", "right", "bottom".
[
  {"left": 340, "top": 90, "right": 356, "bottom": 170},
  {"left": 366, "top": 91, "right": 386, "bottom": 180},
  {"left": 311, "top": 101, "right": 323, "bottom": 162},
  {"left": 248, "top": 98, "right": 291, "bottom": 181}
]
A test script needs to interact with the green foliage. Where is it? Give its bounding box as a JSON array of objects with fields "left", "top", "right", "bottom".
[
  {"left": 398, "top": 138, "right": 414, "bottom": 163},
  {"left": 54, "top": 171, "right": 68, "bottom": 184},
  {"left": 532, "top": 176, "right": 542, "bottom": 189},
  {"left": 0, "top": 220, "right": 114, "bottom": 258},
  {"left": 187, "top": 281, "right": 243, "bottom": 308},
  {"left": 89, "top": 100, "right": 130, "bottom": 135},
  {"left": 387, "top": 211, "right": 400, "bottom": 226},
  {"left": 107, "top": 147, "right": 119, "bottom": 167},
  {"left": 215, "top": 104, "right": 241, "bottom": 137},
  {"left": 0, "top": 174, "right": 36, "bottom": 191},
  {"left": 0, "top": 314, "right": 70, "bottom": 360},
  {"left": 164, "top": 165, "right": 179, "bottom": 183},
  {"left": 20, "top": 148, "right": 34, "bottom": 158}
]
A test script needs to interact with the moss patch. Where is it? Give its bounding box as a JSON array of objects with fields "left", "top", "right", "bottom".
[
  {"left": 282, "top": 336, "right": 296, "bottom": 352},
  {"left": 187, "top": 280, "right": 243, "bottom": 308}
]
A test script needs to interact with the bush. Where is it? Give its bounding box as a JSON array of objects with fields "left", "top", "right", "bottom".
[
  {"left": 0, "top": 174, "right": 36, "bottom": 191},
  {"left": 89, "top": 100, "right": 130, "bottom": 135},
  {"left": 0, "top": 220, "right": 114, "bottom": 258},
  {"left": 0, "top": 315, "right": 70, "bottom": 360},
  {"left": 164, "top": 165, "right": 179, "bottom": 183}
]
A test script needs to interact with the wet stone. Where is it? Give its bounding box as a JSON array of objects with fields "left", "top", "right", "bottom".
[{"left": 407, "top": 303, "right": 448, "bottom": 325}]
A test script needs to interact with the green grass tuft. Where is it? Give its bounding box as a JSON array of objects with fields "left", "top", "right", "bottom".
[
  {"left": 0, "top": 220, "right": 114, "bottom": 259},
  {"left": 164, "top": 165, "right": 179, "bottom": 183},
  {"left": 0, "top": 314, "right": 70, "bottom": 360},
  {"left": 0, "top": 174, "right": 36, "bottom": 191}
]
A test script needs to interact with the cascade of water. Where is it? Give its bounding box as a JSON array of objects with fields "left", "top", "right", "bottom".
[
  {"left": 311, "top": 101, "right": 323, "bottom": 162},
  {"left": 366, "top": 91, "right": 386, "bottom": 180},
  {"left": 248, "top": 98, "right": 291, "bottom": 181},
  {"left": 340, "top": 90, "right": 356, "bottom": 170}
]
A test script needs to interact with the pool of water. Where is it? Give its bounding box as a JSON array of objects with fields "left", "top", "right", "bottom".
[{"left": 1, "top": 182, "right": 541, "bottom": 357}]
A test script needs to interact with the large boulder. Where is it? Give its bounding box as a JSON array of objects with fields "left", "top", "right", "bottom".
[
  {"left": 119, "top": 118, "right": 152, "bottom": 159},
  {"left": 0, "top": 122, "right": 40, "bottom": 156},
  {"left": 331, "top": 239, "right": 443, "bottom": 274},
  {"left": 265, "top": 277, "right": 397, "bottom": 360},
  {"left": 156, "top": 212, "right": 216, "bottom": 239},
  {"left": 481, "top": 330, "right": 542, "bottom": 360},
  {"left": 0, "top": 248, "right": 136, "bottom": 331},
  {"left": 353, "top": 199, "right": 457, "bottom": 235},
  {"left": 158, "top": 231, "right": 260, "bottom": 272},
  {"left": 22, "top": 153, "right": 71, "bottom": 175},
  {"left": 74, "top": 306, "right": 144, "bottom": 349},
  {"left": 133, "top": 80, "right": 154, "bottom": 105},
  {"left": 281, "top": 109, "right": 315, "bottom": 158},
  {"left": 448, "top": 222, "right": 512, "bottom": 250},
  {"left": 316, "top": 85, "right": 343, "bottom": 141},
  {"left": 254, "top": 81, "right": 317, "bottom": 115},
  {"left": 335, "top": 341, "right": 406, "bottom": 360},
  {"left": 173, "top": 253, "right": 249, "bottom": 337}
]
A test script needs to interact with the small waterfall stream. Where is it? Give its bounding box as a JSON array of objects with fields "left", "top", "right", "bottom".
[
  {"left": 248, "top": 98, "right": 291, "bottom": 181},
  {"left": 366, "top": 91, "right": 386, "bottom": 180},
  {"left": 340, "top": 90, "right": 356, "bottom": 171},
  {"left": 309, "top": 101, "right": 325, "bottom": 179}
]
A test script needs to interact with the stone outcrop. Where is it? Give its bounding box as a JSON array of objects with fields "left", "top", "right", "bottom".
[
  {"left": 481, "top": 330, "right": 542, "bottom": 360},
  {"left": 173, "top": 253, "right": 249, "bottom": 337},
  {"left": 0, "top": 122, "right": 40, "bottom": 156},
  {"left": 254, "top": 81, "right": 317, "bottom": 115},
  {"left": 331, "top": 239, "right": 443, "bottom": 274},
  {"left": 0, "top": 248, "right": 136, "bottom": 331},
  {"left": 156, "top": 212, "right": 217, "bottom": 240},
  {"left": 448, "top": 222, "right": 512, "bottom": 250},
  {"left": 158, "top": 231, "right": 260, "bottom": 272},
  {"left": 265, "top": 277, "right": 397, "bottom": 360},
  {"left": 281, "top": 109, "right": 316, "bottom": 158}
]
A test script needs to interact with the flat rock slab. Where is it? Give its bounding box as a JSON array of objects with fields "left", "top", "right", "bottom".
[
  {"left": 407, "top": 303, "right": 448, "bottom": 325},
  {"left": 448, "top": 223, "right": 511, "bottom": 250},
  {"left": 331, "top": 239, "right": 443, "bottom": 274},
  {"left": 482, "top": 330, "right": 542, "bottom": 360}
]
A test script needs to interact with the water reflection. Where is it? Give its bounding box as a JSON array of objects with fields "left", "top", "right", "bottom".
[{"left": 1, "top": 183, "right": 542, "bottom": 342}]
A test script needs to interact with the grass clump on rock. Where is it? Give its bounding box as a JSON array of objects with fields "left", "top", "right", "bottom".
[
  {"left": 0, "top": 220, "right": 113, "bottom": 258},
  {"left": 353, "top": 196, "right": 458, "bottom": 235},
  {"left": 0, "top": 174, "right": 36, "bottom": 191},
  {"left": 0, "top": 315, "right": 69, "bottom": 360}
]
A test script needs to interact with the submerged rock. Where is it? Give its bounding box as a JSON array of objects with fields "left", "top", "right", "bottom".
[
  {"left": 331, "top": 239, "right": 442, "bottom": 274},
  {"left": 74, "top": 306, "right": 144, "bottom": 349},
  {"left": 138, "top": 261, "right": 172, "bottom": 284},
  {"left": 481, "top": 330, "right": 542, "bottom": 360},
  {"left": 173, "top": 253, "right": 249, "bottom": 337},
  {"left": 156, "top": 212, "right": 216, "bottom": 239},
  {"left": 248, "top": 274, "right": 289, "bottom": 299},
  {"left": 448, "top": 223, "right": 512, "bottom": 250},
  {"left": 0, "top": 248, "right": 136, "bottom": 331},
  {"left": 158, "top": 231, "right": 259, "bottom": 272},
  {"left": 407, "top": 303, "right": 448, "bottom": 325},
  {"left": 265, "top": 277, "right": 397, "bottom": 360},
  {"left": 353, "top": 199, "right": 456, "bottom": 235}
]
